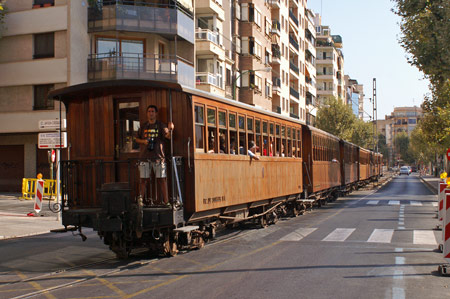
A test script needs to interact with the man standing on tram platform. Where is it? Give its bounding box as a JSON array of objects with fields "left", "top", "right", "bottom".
[{"left": 135, "top": 105, "right": 174, "bottom": 206}]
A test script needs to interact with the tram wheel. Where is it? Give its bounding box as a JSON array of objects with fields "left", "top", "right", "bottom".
[
  {"left": 111, "top": 232, "right": 131, "bottom": 259},
  {"left": 163, "top": 240, "right": 178, "bottom": 257},
  {"left": 259, "top": 215, "right": 268, "bottom": 228}
]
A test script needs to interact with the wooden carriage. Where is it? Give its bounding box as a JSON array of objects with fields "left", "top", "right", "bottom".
[
  {"left": 340, "top": 140, "right": 359, "bottom": 189},
  {"left": 302, "top": 125, "right": 341, "bottom": 197}
]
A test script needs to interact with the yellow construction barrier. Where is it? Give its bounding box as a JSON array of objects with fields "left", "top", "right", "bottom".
[{"left": 22, "top": 178, "right": 58, "bottom": 200}]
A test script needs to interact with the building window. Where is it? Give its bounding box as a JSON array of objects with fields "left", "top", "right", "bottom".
[
  {"left": 34, "top": 84, "right": 54, "bottom": 110},
  {"left": 33, "top": 0, "right": 54, "bottom": 8},
  {"left": 34, "top": 32, "right": 54, "bottom": 59}
]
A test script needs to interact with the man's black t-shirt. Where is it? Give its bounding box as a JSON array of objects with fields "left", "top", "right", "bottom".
[{"left": 137, "top": 121, "right": 168, "bottom": 162}]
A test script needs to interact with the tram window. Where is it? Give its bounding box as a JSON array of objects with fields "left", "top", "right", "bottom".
[
  {"left": 238, "top": 115, "right": 246, "bottom": 155},
  {"left": 281, "top": 126, "right": 286, "bottom": 157},
  {"left": 195, "top": 105, "right": 205, "bottom": 151},
  {"left": 117, "top": 101, "right": 140, "bottom": 154},
  {"left": 207, "top": 108, "right": 217, "bottom": 154},
  {"left": 219, "top": 110, "right": 227, "bottom": 154},
  {"left": 247, "top": 117, "right": 254, "bottom": 155},
  {"left": 270, "top": 123, "right": 274, "bottom": 135},
  {"left": 287, "top": 127, "right": 292, "bottom": 157},
  {"left": 297, "top": 129, "right": 301, "bottom": 158},
  {"left": 262, "top": 121, "right": 269, "bottom": 156},
  {"left": 255, "top": 119, "right": 261, "bottom": 155},
  {"left": 229, "top": 113, "right": 238, "bottom": 155}
]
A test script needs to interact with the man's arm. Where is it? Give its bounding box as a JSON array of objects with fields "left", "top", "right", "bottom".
[{"left": 163, "top": 122, "right": 174, "bottom": 139}]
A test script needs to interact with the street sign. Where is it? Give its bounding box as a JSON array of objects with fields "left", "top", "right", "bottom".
[
  {"left": 51, "top": 149, "right": 56, "bottom": 163},
  {"left": 38, "top": 132, "right": 67, "bottom": 149},
  {"left": 447, "top": 148, "right": 450, "bottom": 161},
  {"left": 38, "top": 119, "right": 66, "bottom": 131}
]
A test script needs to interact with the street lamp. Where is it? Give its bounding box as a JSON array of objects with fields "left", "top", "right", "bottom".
[{"left": 233, "top": 67, "right": 272, "bottom": 100}]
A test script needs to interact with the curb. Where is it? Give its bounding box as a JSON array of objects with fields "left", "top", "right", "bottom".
[
  {"left": 419, "top": 176, "right": 438, "bottom": 195},
  {"left": 0, "top": 230, "right": 54, "bottom": 240}
]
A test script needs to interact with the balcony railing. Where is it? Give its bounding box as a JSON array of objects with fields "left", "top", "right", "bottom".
[
  {"left": 273, "top": 77, "right": 281, "bottom": 87},
  {"left": 196, "top": 72, "right": 217, "bottom": 86},
  {"left": 272, "top": 20, "right": 281, "bottom": 33},
  {"left": 289, "top": 62, "right": 299, "bottom": 74},
  {"left": 289, "top": 35, "right": 299, "bottom": 51},
  {"left": 289, "top": 10, "right": 299, "bottom": 27},
  {"left": 88, "top": 52, "right": 195, "bottom": 87},
  {"left": 290, "top": 87, "right": 299, "bottom": 99},
  {"left": 88, "top": 2, "right": 194, "bottom": 43},
  {"left": 195, "top": 29, "right": 222, "bottom": 46},
  {"left": 272, "top": 44, "right": 281, "bottom": 59},
  {"left": 290, "top": 113, "right": 299, "bottom": 120}
]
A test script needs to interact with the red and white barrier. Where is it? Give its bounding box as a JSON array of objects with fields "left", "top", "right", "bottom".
[
  {"left": 439, "top": 181, "right": 446, "bottom": 222},
  {"left": 34, "top": 179, "right": 44, "bottom": 214},
  {"left": 444, "top": 192, "right": 450, "bottom": 262}
]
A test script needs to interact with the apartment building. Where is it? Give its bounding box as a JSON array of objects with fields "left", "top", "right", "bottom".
[
  {"left": 304, "top": 7, "right": 316, "bottom": 126},
  {"left": 0, "top": 0, "right": 315, "bottom": 191},
  {"left": 313, "top": 13, "right": 345, "bottom": 104},
  {"left": 0, "top": 0, "right": 83, "bottom": 191},
  {"left": 344, "top": 75, "right": 364, "bottom": 119},
  {"left": 379, "top": 106, "right": 423, "bottom": 166}
]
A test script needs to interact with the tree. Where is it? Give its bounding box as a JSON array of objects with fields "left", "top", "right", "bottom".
[
  {"left": 315, "top": 97, "right": 355, "bottom": 141},
  {"left": 409, "top": 126, "right": 441, "bottom": 165},
  {"left": 393, "top": 0, "right": 450, "bottom": 81},
  {"left": 393, "top": 0, "right": 450, "bottom": 164},
  {"left": 315, "top": 97, "right": 373, "bottom": 148},
  {"left": 394, "top": 132, "right": 414, "bottom": 164},
  {"left": 350, "top": 119, "right": 373, "bottom": 149},
  {"left": 377, "top": 133, "right": 389, "bottom": 160}
]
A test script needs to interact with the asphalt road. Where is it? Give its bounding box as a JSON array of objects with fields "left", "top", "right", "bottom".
[{"left": 1, "top": 174, "right": 449, "bottom": 299}]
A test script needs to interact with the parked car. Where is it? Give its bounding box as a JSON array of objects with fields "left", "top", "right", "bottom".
[{"left": 400, "top": 166, "right": 410, "bottom": 176}]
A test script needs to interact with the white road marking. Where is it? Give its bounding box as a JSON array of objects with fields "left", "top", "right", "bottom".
[
  {"left": 322, "top": 228, "right": 355, "bottom": 242},
  {"left": 280, "top": 227, "right": 317, "bottom": 241},
  {"left": 397, "top": 226, "right": 405, "bottom": 230},
  {"left": 398, "top": 221, "right": 404, "bottom": 225},
  {"left": 367, "top": 200, "right": 379, "bottom": 205},
  {"left": 410, "top": 201, "right": 422, "bottom": 206},
  {"left": 367, "top": 229, "right": 394, "bottom": 243},
  {"left": 432, "top": 202, "right": 438, "bottom": 207},
  {"left": 389, "top": 201, "right": 400, "bottom": 205},
  {"left": 393, "top": 270, "right": 404, "bottom": 280},
  {"left": 395, "top": 257, "right": 405, "bottom": 265},
  {"left": 413, "top": 230, "right": 437, "bottom": 245}
]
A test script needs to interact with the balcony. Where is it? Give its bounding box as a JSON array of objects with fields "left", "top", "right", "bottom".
[
  {"left": 270, "top": 0, "right": 281, "bottom": 8},
  {"left": 289, "top": 35, "right": 299, "bottom": 51},
  {"left": 289, "top": 10, "right": 299, "bottom": 27},
  {"left": 88, "top": 2, "right": 194, "bottom": 44},
  {"left": 272, "top": 77, "right": 281, "bottom": 93},
  {"left": 290, "top": 113, "right": 299, "bottom": 120},
  {"left": 88, "top": 53, "right": 195, "bottom": 87},
  {"left": 196, "top": 72, "right": 225, "bottom": 96},
  {"left": 289, "top": 62, "right": 299, "bottom": 75},
  {"left": 271, "top": 21, "right": 281, "bottom": 36},
  {"left": 196, "top": 0, "right": 225, "bottom": 21},
  {"left": 271, "top": 45, "right": 281, "bottom": 64},
  {"left": 195, "top": 29, "right": 225, "bottom": 59},
  {"left": 290, "top": 87, "right": 299, "bottom": 99}
]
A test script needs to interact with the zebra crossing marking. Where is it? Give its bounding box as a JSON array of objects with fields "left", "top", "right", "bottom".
[
  {"left": 413, "top": 230, "right": 437, "bottom": 245},
  {"left": 389, "top": 201, "right": 400, "bottom": 205},
  {"left": 322, "top": 228, "right": 355, "bottom": 242},
  {"left": 410, "top": 201, "right": 422, "bottom": 206},
  {"left": 367, "top": 229, "right": 394, "bottom": 243},
  {"left": 280, "top": 227, "right": 317, "bottom": 241},
  {"left": 367, "top": 200, "right": 379, "bottom": 205}
]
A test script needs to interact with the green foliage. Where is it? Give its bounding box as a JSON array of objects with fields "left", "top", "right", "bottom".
[
  {"left": 315, "top": 97, "right": 373, "bottom": 148},
  {"left": 0, "top": 2, "right": 6, "bottom": 38},
  {"left": 393, "top": 0, "right": 450, "bottom": 82},
  {"left": 377, "top": 133, "right": 389, "bottom": 159},
  {"left": 394, "top": 132, "right": 415, "bottom": 164},
  {"left": 393, "top": 0, "right": 450, "bottom": 160},
  {"left": 409, "top": 126, "right": 441, "bottom": 164}
]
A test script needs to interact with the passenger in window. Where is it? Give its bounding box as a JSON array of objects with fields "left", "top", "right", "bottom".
[
  {"left": 230, "top": 138, "right": 237, "bottom": 154},
  {"left": 219, "top": 133, "right": 226, "bottom": 153},
  {"left": 208, "top": 132, "right": 215, "bottom": 153},
  {"left": 135, "top": 105, "right": 174, "bottom": 207},
  {"left": 248, "top": 141, "right": 260, "bottom": 161}
]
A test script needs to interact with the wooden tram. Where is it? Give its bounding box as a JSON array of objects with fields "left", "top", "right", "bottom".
[{"left": 50, "top": 80, "right": 382, "bottom": 258}]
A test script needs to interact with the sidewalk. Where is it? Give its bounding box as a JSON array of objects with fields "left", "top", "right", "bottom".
[
  {"left": 419, "top": 175, "right": 440, "bottom": 194},
  {"left": 0, "top": 192, "right": 64, "bottom": 240}
]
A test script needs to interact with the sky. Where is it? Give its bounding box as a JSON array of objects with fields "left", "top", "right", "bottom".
[{"left": 307, "top": 0, "right": 430, "bottom": 120}]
